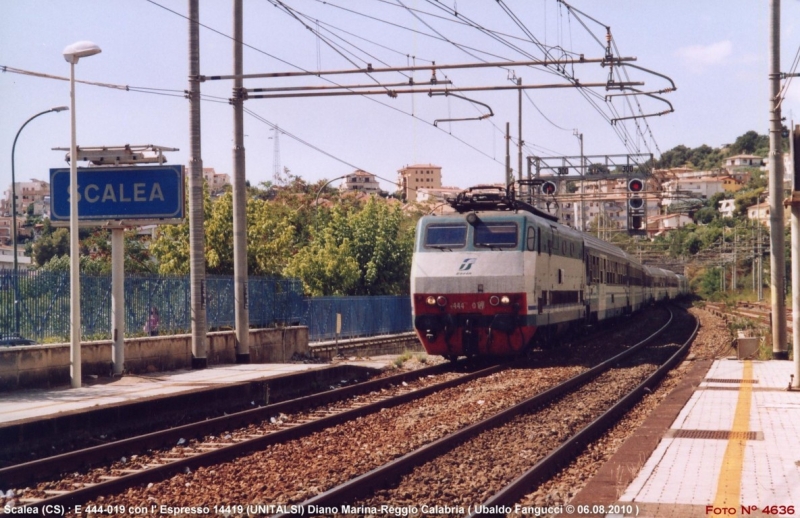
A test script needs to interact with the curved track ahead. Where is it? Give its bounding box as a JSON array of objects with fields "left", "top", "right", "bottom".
[{"left": 276, "top": 307, "right": 696, "bottom": 515}]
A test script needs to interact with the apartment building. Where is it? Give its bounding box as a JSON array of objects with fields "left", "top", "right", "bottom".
[
  {"left": 1, "top": 179, "right": 49, "bottom": 216},
  {"left": 397, "top": 164, "right": 442, "bottom": 201},
  {"left": 340, "top": 170, "right": 382, "bottom": 194},
  {"left": 202, "top": 167, "right": 231, "bottom": 195}
]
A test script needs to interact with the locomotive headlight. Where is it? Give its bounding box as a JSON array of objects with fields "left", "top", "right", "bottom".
[
  {"left": 426, "top": 296, "right": 437, "bottom": 306},
  {"left": 489, "top": 296, "right": 500, "bottom": 306},
  {"left": 500, "top": 295, "right": 511, "bottom": 305},
  {"left": 436, "top": 296, "right": 448, "bottom": 307}
]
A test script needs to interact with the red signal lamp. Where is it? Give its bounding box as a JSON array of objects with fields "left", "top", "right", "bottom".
[{"left": 628, "top": 178, "right": 644, "bottom": 192}]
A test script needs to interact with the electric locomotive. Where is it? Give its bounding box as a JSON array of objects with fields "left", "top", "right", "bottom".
[{"left": 410, "top": 185, "right": 686, "bottom": 359}]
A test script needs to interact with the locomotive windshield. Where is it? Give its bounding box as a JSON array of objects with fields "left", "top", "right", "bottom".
[
  {"left": 424, "top": 223, "right": 467, "bottom": 248},
  {"left": 474, "top": 222, "right": 518, "bottom": 248}
]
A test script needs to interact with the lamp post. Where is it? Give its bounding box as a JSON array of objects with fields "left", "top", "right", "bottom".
[
  {"left": 10, "top": 106, "right": 68, "bottom": 338},
  {"left": 313, "top": 175, "right": 349, "bottom": 230},
  {"left": 63, "top": 40, "right": 101, "bottom": 388}
]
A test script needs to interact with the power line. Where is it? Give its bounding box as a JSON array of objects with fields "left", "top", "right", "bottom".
[{"left": 145, "top": 0, "right": 505, "bottom": 167}]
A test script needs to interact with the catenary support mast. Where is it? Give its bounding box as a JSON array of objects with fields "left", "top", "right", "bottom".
[
  {"left": 232, "top": 0, "right": 250, "bottom": 363},
  {"left": 188, "top": 0, "right": 207, "bottom": 368},
  {"left": 769, "top": 0, "right": 788, "bottom": 359}
]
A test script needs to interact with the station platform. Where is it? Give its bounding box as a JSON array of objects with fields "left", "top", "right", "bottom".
[
  {"left": 0, "top": 357, "right": 393, "bottom": 462},
  {"left": 612, "top": 359, "right": 800, "bottom": 517}
]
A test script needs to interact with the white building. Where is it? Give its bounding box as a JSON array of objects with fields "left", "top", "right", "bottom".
[
  {"left": 340, "top": 170, "right": 382, "bottom": 194},
  {"left": 646, "top": 213, "right": 692, "bottom": 237},
  {"left": 718, "top": 198, "right": 736, "bottom": 218},
  {"left": 661, "top": 177, "right": 725, "bottom": 207},
  {"left": 1, "top": 179, "right": 49, "bottom": 216},
  {"left": 747, "top": 202, "right": 770, "bottom": 225},
  {"left": 0, "top": 245, "right": 31, "bottom": 270},
  {"left": 725, "top": 154, "right": 764, "bottom": 170}
]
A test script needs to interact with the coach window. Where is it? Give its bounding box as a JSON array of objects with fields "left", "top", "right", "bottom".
[
  {"left": 526, "top": 226, "right": 536, "bottom": 251},
  {"left": 424, "top": 223, "right": 467, "bottom": 249}
]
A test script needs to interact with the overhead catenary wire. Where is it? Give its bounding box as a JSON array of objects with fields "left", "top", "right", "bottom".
[
  {"left": 144, "top": 0, "right": 508, "bottom": 167},
  {"left": 223, "top": 0, "right": 623, "bottom": 160},
  {"left": 147, "top": 0, "right": 520, "bottom": 168},
  {"left": 419, "top": 0, "right": 647, "bottom": 155},
  {"left": 0, "top": 63, "right": 420, "bottom": 188},
  {"left": 292, "top": 0, "right": 650, "bottom": 159}
]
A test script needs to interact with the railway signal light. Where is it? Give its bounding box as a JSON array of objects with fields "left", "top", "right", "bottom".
[
  {"left": 628, "top": 197, "right": 644, "bottom": 210},
  {"left": 628, "top": 178, "right": 644, "bottom": 192},
  {"left": 541, "top": 181, "right": 557, "bottom": 195}
]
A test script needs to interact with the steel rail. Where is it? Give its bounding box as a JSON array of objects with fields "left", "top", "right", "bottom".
[
  {"left": 310, "top": 332, "right": 418, "bottom": 352},
  {"left": 475, "top": 309, "right": 699, "bottom": 514},
  {"left": 17, "top": 361, "right": 506, "bottom": 512},
  {"left": 275, "top": 309, "right": 675, "bottom": 515},
  {"left": 2, "top": 357, "right": 464, "bottom": 488}
]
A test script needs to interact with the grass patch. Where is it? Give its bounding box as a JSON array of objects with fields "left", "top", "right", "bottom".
[{"left": 393, "top": 350, "right": 413, "bottom": 368}]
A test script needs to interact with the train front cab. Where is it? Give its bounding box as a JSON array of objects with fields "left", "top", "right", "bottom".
[{"left": 410, "top": 213, "right": 535, "bottom": 357}]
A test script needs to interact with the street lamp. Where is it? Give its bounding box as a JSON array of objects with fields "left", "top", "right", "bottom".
[
  {"left": 312, "top": 175, "right": 348, "bottom": 231},
  {"left": 10, "top": 106, "right": 68, "bottom": 340},
  {"left": 63, "top": 40, "right": 101, "bottom": 388}
]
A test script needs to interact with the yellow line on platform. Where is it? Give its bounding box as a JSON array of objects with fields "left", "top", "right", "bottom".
[{"left": 712, "top": 360, "right": 753, "bottom": 512}]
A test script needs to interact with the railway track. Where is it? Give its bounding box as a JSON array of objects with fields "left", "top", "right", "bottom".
[
  {"left": 3, "top": 358, "right": 500, "bottom": 510},
  {"left": 706, "top": 301, "right": 793, "bottom": 335},
  {"left": 278, "top": 307, "right": 696, "bottom": 515},
  {"left": 4, "top": 307, "right": 673, "bottom": 513}
]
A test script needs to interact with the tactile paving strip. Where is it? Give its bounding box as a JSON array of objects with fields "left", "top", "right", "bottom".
[
  {"left": 665, "top": 429, "right": 763, "bottom": 440},
  {"left": 704, "top": 378, "right": 759, "bottom": 383}
]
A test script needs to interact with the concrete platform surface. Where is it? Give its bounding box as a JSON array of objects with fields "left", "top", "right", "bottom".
[
  {"left": 0, "top": 360, "right": 389, "bottom": 427},
  {"left": 613, "top": 359, "right": 800, "bottom": 517}
]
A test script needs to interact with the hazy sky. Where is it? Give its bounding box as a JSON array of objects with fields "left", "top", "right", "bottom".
[{"left": 3, "top": 1, "right": 800, "bottom": 193}]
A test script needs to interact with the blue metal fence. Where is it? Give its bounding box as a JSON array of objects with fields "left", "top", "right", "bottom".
[
  {"left": 0, "top": 270, "right": 411, "bottom": 344},
  {"left": 303, "top": 295, "right": 412, "bottom": 342}
]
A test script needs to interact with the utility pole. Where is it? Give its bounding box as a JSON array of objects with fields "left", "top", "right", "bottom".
[
  {"left": 791, "top": 123, "right": 800, "bottom": 386},
  {"left": 769, "top": 0, "right": 788, "bottom": 359},
  {"left": 789, "top": 126, "right": 800, "bottom": 389},
  {"left": 232, "top": 0, "right": 250, "bottom": 363},
  {"left": 575, "top": 131, "right": 585, "bottom": 231},
  {"left": 758, "top": 217, "right": 764, "bottom": 302},
  {"left": 752, "top": 221, "right": 756, "bottom": 293},
  {"left": 271, "top": 126, "right": 281, "bottom": 179},
  {"left": 505, "top": 122, "right": 511, "bottom": 186},
  {"left": 188, "top": 0, "right": 207, "bottom": 368},
  {"left": 731, "top": 231, "right": 738, "bottom": 292},
  {"left": 517, "top": 78, "right": 523, "bottom": 185}
]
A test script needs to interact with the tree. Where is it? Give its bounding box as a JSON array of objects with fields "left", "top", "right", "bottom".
[
  {"left": 729, "top": 131, "right": 770, "bottom": 156},
  {"left": 694, "top": 207, "right": 718, "bottom": 224},
  {"left": 283, "top": 228, "right": 360, "bottom": 296},
  {"left": 31, "top": 228, "right": 69, "bottom": 267},
  {"left": 286, "top": 198, "right": 414, "bottom": 296},
  {"left": 734, "top": 187, "right": 764, "bottom": 217}
]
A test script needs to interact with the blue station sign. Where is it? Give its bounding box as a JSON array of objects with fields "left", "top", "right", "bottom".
[{"left": 50, "top": 165, "right": 184, "bottom": 222}]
